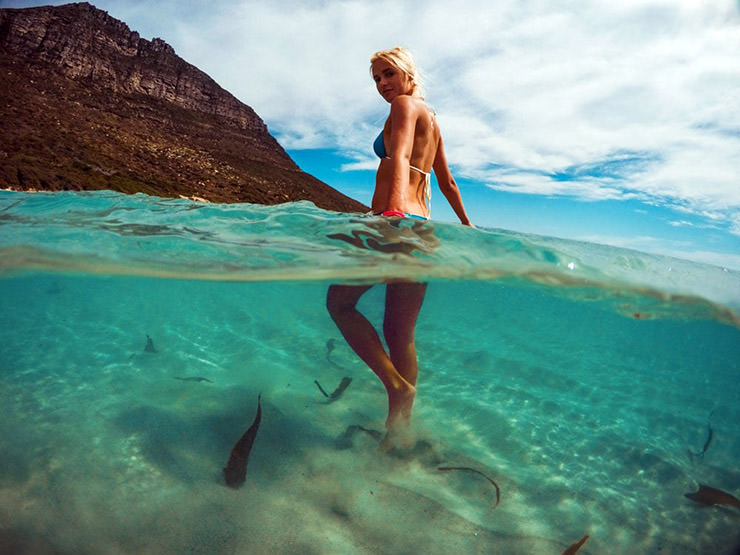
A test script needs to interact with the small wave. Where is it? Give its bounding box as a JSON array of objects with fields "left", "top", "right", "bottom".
[{"left": 1, "top": 190, "right": 738, "bottom": 326}]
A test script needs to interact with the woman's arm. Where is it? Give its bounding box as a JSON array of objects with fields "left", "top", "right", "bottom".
[{"left": 432, "top": 135, "right": 472, "bottom": 226}]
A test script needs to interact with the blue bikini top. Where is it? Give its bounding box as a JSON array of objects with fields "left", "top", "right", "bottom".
[{"left": 373, "top": 131, "right": 387, "bottom": 158}]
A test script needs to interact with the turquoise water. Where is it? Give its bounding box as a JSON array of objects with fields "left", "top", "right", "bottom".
[{"left": 1, "top": 190, "right": 739, "bottom": 554}]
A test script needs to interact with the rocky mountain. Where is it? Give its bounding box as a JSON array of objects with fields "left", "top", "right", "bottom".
[{"left": 0, "top": 2, "right": 367, "bottom": 212}]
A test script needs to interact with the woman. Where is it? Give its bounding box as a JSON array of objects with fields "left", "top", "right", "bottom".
[{"left": 326, "top": 47, "right": 472, "bottom": 436}]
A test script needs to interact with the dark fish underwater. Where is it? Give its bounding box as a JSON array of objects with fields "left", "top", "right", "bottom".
[
  {"left": 223, "top": 394, "right": 262, "bottom": 488},
  {"left": 144, "top": 334, "right": 157, "bottom": 353},
  {"left": 688, "top": 411, "right": 714, "bottom": 462},
  {"left": 174, "top": 376, "right": 213, "bottom": 383},
  {"left": 685, "top": 484, "right": 740, "bottom": 509},
  {"left": 314, "top": 376, "right": 352, "bottom": 402}
]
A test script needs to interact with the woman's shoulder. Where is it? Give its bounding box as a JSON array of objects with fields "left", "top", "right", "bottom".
[{"left": 390, "top": 95, "right": 428, "bottom": 115}]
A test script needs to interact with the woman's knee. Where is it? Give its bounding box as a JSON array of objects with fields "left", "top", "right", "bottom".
[{"left": 326, "top": 285, "right": 366, "bottom": 317}]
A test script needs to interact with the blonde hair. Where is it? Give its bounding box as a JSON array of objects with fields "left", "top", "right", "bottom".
[{"left": 370, "top": 46, "right": 425, "bottom": 98}]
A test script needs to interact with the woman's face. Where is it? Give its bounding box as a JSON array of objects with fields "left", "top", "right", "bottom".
[{"left": 371, "top": 59, "right": 411, "bottom": 102}]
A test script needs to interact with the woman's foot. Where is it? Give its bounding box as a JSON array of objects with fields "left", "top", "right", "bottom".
[{"left": 385, "top": 380, "right": 416, "bottom": 429}]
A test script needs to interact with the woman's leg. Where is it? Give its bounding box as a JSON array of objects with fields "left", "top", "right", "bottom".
[
  {"left": 326, "top": 284, "right": 415, "bottom": 428},
  {"left": 383, "top": 282, "right": 427, "bottom": 388}
]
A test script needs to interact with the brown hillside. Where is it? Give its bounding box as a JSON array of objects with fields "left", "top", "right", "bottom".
[{"left": 0, "top": 2, "right": 367, "bottom": 212}]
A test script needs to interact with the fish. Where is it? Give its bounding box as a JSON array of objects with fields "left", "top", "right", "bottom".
[
  {"left": 689, "top": 411, "right": 714, "bottom": 462},
  {"left": 437, "top": 466, "right": 501, "bottom": 509},
  {"left": 326, "top": 338, "right": 342, "bottom": 369},
  {"left": 562, "top": 535, "right": 589, "bottom": 554},
  {"left": 328, "top": 376, "right": 352, "bottom": 399},
  {"left": 144, "top": 334, "right": 157, "bottom": 353},
  {"left": 223, "top": 394, "right": 262, "bottom": 488},
  {"left": 314, "top": 376, "right": 352, "bottom": 401},
  {"left": 326, "top": 338, "right": 336, "bottom": 358},
  {"left": 685, "top": 484, "right": 740, "bottom": 509},
  {"left": 174, "top": 376, "right": 213, "bottom": 383},
  {"left": 314, "top": 380, "right": 330, "bottom": 397}
]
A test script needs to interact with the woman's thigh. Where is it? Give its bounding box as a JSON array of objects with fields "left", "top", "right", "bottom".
[{"left": 383, "top": 282, "right": 427, "bottom": 339}]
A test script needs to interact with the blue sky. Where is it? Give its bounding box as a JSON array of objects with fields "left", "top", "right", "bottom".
[{"left": 4, "top": 0, "right": 740, "bottom": 269}]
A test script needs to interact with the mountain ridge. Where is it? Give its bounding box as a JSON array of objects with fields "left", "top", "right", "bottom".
[{"left": 0, "top": 2, "right": 367, "bottom": 212}]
